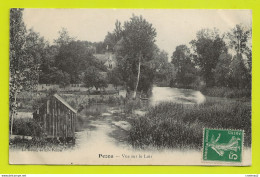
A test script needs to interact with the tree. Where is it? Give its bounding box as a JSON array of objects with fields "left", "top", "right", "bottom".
[
  {"left": 114, "top": 20, "right": 123, "bottom": 42},
  {"left": 227, "top": 24, "right": 252, "bottom": 89},
  {"left": 190, "top": 28, "right": 227, "bottom": 87},
  {"left": 152, "top": 50, "right": 168, "bottom": 70},
  {"left": 83, "top": 67, "right": 107, "bottom": 93},
  {"left": 9, "top": 9, "right": 40, "bottom": 135},
  {"left": 24, "top": 29, "right": 48, "bottom": 86},
  {"left": 227, "top": 24, "right": 251, "bottom": 56},
  {"left": 108, "top": 67, "right": 123, "bottom": 90},
  {"left": 214, "top": 52, "right": 232, "bottom": 87},
  {"left": 104, "top": 32, "right": 117, "bottom": 52},
  {"left": 95, "top": 76, "right": 108, "bottom": 91},
  {"left": 171, "top": 45, "right": 196, "bottom": 86},
  {"left": 54, "top": 27, "right": 75, "bottom": 47},
  {"left": 229, "top": 54, "right": 250, "bottom": 89},
  {"left": 103, "top": 20, "right": 123, "bottom": 53},
  {"left": 39, "top": 45, "right": 59, "bottom": 83},
  {"left": 118, "top": 15, "right": 157, "bottom": 99},
  {"left": 55, "top": 41, "right": 96, "bottom": 83},
  {"left": 150, "top": 50, "right": 175, "bottom": 86}
]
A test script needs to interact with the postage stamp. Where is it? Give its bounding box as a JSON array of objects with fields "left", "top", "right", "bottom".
[{"left": 203, "top": 128, "right": 244, "bottom": 163}]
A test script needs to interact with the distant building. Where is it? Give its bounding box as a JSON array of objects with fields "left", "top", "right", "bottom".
[{"left": 94, "top": 52, "right": 116, "bottom": 70}]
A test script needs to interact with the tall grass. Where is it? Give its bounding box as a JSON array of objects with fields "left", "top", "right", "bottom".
[
  {"left": 10, "top": 137, "right": 75, "bottom": 151},
  {"left": 12, "top": 118, "right": 44, "bottom": 137},
  {"left": 201, "top": 87, "right": 251, "bottom": 98},
  {"left": 129, "top": 100, "right": 251, "bottom": 149}
]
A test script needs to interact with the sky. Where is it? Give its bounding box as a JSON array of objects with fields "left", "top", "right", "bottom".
[{"left": 23, "top": 9, "right": 252, "bottom": 59}]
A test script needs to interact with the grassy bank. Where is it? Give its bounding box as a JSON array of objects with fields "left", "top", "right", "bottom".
[
  {"left": 10, "top": 137, "right": 75, "bottom": 151},
  {"left": 200, "top": 87, "right": 251, "bottom": 99},
  {"left": 129, "top": 99, "right": 251, "bottom": 149}
]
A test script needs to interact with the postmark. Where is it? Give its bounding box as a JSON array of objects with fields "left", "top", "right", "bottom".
[{"left": 203, "top": 128, "right": 243, "bottom": 163}]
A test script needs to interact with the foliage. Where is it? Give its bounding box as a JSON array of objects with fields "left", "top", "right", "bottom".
[
  {"left": 137, "top": 65, "right": 154, "bottom": 93},
  {"left": 40, "top": 67, "right": 70, "bottom": 87},
  {"left": 54, "top": 27, "right": 75, "bottom": 47},
  {"left": 151, "top": 50, "right": 175, "bottom": 86},
  {"left": 124, "top": 99, "right": 142, "bottom": 114},
  {"left": 55, "top": 40, "right": 96, "bottom": 83},
  {"left": 12, "top": 118, "right": 44, "bottom": 138},
  {"left": 229, "top": 54, "right": 251, "bottom": 89},
  {"left": 227, "top": 24, "right": 251, "bottom": 56},
  {"left": 214, "top": 52, "right": 232, "bottom": 87},
  {"left": 103, "top": 20, "right": 123, "bottom": 52},
  {"left": 108, "top": 67, "right": 123, "bottom": 89},
  {"left": 129, "top": 100, "right": 251, "bottom": 149},
  {"left": 171, "top": 45, "right": 197, "bottom": 86},
  {"left": 39, "top": 45, "right": 59, "bottom": 84},
  {"left": 39, "top": 29, "right": 107, "bottom": 85},
  {"left": 9, "top": 9, "right": 43, "bottom": 135},
  {"left": 227, "top": 24, "right": 252, "bottom": 89},
  {"left": 190, "top": 28, "right": 227, "bottom": 87},
  {"left": 200, "top": 87, "right": 251, "bottom": 98},
  {"left": 83, "top": 66, "right": 108, "bottom": 91},
  {"left": 115, "top": 15, "right": 157, "bottom": 97}
]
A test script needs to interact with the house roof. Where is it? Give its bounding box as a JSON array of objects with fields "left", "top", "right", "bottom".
[{"left": 53, "top": 94, "right": 77, "bottom": 113}]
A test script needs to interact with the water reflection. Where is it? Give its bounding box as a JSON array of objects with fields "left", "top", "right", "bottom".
[{"left": 150, "top": 87, "right": 206, "bottom": 106}]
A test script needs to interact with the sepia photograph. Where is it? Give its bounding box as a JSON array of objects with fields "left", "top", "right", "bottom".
[{"left": 9, "top": 9, "right": 252, "bottom": 165}]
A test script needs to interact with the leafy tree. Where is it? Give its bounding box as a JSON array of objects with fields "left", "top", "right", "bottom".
[
  {"left": 138, "top": 65, "right": 155, "bottom": 94},
  {"left": 150, "top": 50, "right": 175, "bottom": 86},
  {"left": 227, "top": 24, "right": 251, "bottom": 56},
  {"left": 245, "top": 49, "right": 252, "bottom": 74},
  {"left": 93, "top": 41, "right": 106, "bottom": 54},
  {"left": 9, "top": 9, "right": 40, "bottom": 135},
  {"left": 40, "top": 67, "right": 70, "bottom": 87},
  {"left": 229, "top": 54, "right": 251, "bottom": 89},
  {"left": 104, "top": 32, "right": 117, "bottom": 52},
  {"left": 214, "top": 52, "right": 232, "bottom": 87},
  {"left": 114, "top": 20, "right": 123, "bottom": 42},
  {"left": 54, "top": 27, "right": 75, "bottom": 47},
  {"left": 83, "top": 67, "right": 107, "bottom": 93},
  {"left": 24, "top": 29, "right": 48, "bottom": 86},
  {"left": 117, "top": 15, "right": 157, "bottom": 99},
  {"left": 227, "top": 24, "right": 252, "bottom": 89},
  {"left": 190, "top": 28, "right": 227, "bottom": 87},
  {"left": 171, "top": 45, "right": 196, "bottom": 86},
  {"left": 95, "top": 76, "right": 108, "bottom": 91},
  {"left": 39, "top": 45, "right": 59, "bottom": 83},
  {"left": 104, "top": 20, "right": 123, "bottom": 52},
  {"left": 55, "top": 41, "right": 96, "bottom": 83},
  {"left": 152, "top": 50, "right": 168, "bottom": 70},
  {"left": 108, "top": 67, "right": 123, "bottom": 90}
]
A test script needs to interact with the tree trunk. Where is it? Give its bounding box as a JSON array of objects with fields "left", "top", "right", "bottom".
[
  {"left": 10, "top": 91, "right": 17, "bottom": 136},
  {"left": 10, "top": 111, "right": 14, "bottom": 136},
  {"left": 133, "top": 55, "right": 141, "bottom": 99}
]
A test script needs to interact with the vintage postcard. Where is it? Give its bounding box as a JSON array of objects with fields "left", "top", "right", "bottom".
[{"left": 9, "top": 9, "right": 252, "bottom": 165}]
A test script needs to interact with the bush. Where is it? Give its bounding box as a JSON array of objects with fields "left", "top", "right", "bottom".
[
  {"left": 201, "top": 87, "right": 251, "bottom": 98},
  {"left": 124, "top": 99, "right": 142, "bottom": 114},
  {"left": 12, "top": 118, "right": 44, "bottom": 138},
  {"left": 129, "top": 100, "right": 251, "bottom": 149}
]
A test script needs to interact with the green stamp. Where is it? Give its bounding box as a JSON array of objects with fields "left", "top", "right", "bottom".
[{"left": 203, "top": 128, "right": 243, "bottom": 162}]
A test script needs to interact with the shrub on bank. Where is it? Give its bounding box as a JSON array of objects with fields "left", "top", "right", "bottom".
[
  {"left": 12, "top": 118, "right": 44, "bottom": 138},
  {"left": 201, "top": 87, "right": 251, "bottom": 98},
  {"left": 129, "top": 100, "right": 251, "bottom": 149}
]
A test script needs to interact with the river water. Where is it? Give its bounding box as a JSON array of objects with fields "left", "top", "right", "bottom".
[
  {"left": 150, "top": 86, "right": 206, "bottom": 106},
  {"left": 10, "top": 86, "right": 251, "bottom": 165}
]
